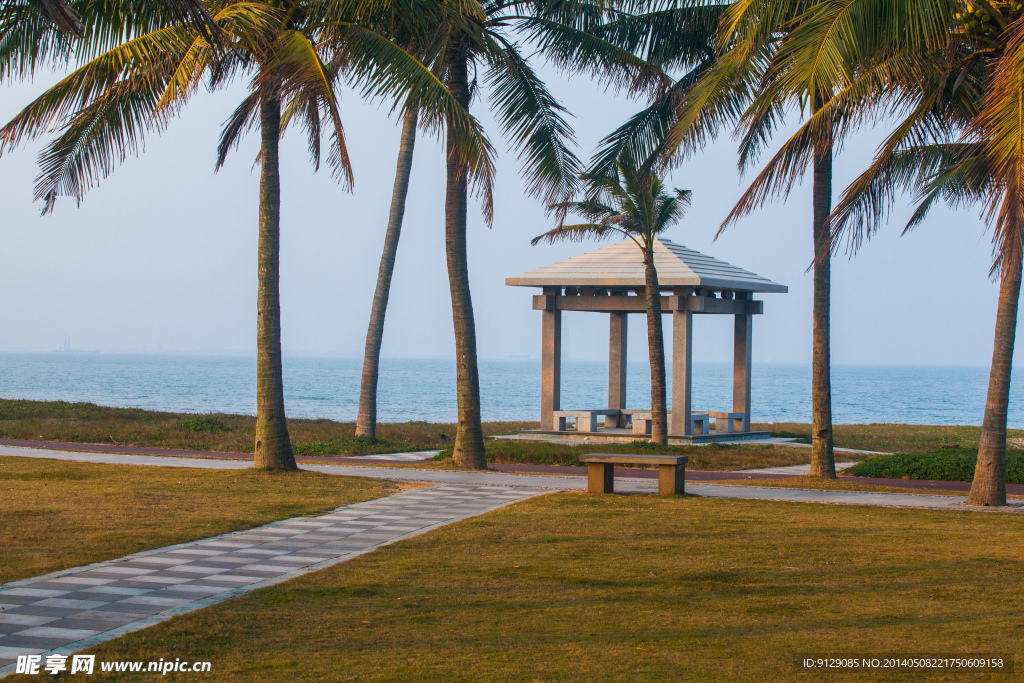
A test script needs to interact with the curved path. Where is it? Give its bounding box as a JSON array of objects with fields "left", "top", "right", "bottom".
[
  {"left": 3, "top": 444, "right": 1022, "bottom": 511},
  {"left": 0, "top": 482, "right": 544, "bottom": 675}
]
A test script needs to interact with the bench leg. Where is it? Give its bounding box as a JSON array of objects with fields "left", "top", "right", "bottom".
[
  {"left": 632, "top": 419, "right": 651, "bottom": 436},
  {"left": 577, "top": 414, "right": 598, "bottom": 433},
  {"left": 588, "top": 463, "right": 614, "bottom": 494},
  {"left": 605, "top": 414, "right": 626, "bottom": 429},
  {"left": 658, "top": 464, "right": 685, "bottom": 495},
  {"left": 556, "top": 417, "right": 566, "bottom": 431}
]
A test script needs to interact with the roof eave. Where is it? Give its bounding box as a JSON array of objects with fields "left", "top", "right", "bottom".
[{"left": 505, "top": 276, "right": 788, "bottom": 293}]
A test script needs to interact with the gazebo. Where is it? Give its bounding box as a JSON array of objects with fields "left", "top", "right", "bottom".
[{"left": 506, "top": 237, "right": 787, "bottom": 443}]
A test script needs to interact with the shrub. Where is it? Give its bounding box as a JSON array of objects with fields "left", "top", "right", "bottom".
[
  {"left": 846, "top": 448, "right": 1024, "bottom": 483},
  {"left": 431, "top": 448, "right": 454, "bottom": 461}
]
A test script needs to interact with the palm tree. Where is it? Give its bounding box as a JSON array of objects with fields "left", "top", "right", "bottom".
[
  {"left": 0, "top": 0, "right": 491, "bottom": 469},
  {"left": 352, "top": 0, "right": 673, "bottom": 452},
  {"left": 592, "top": 0, "right": 883, "bottom": 478},
  {"left": 798, "top": 0, "right": 1021, "bottom": 505},
  {"left": 422, "top": 0, "right": 610, "bottom": 469},
  {"left": 355, "top": 106, "right": 417, "bottom": 441},
  {"left": 532, "top": 158, "right": 691, "bottom": 446}
]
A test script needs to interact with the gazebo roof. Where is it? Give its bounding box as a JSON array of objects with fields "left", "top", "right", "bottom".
[{"left": 506, "top": 237, "right": 788, "bottom": 293}]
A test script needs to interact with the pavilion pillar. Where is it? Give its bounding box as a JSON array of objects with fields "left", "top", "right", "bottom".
[
  {"left": 733, "top": 313, "right": 752, "bottom": 432},
  {"left": 541, "top": 307, "right": 562, "bottom": 430},
  {"left": 671, "top": 310, "right": 693, "bottom": 436},
  {"left": 607, "top": 312, "right": 627, "bottom": 427}
]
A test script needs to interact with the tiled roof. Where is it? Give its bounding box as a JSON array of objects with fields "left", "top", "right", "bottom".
[{"left": 506, "top": 237, "right": 787, "bottom": 293}]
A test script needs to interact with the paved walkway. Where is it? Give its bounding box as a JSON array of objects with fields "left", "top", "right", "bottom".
[
  {"left": 353, "top": 450, "right": 440, "bottom": 462},
  {"left": 737, "top": 462, "right": 858, "bottom": 475},
  {"left": 0, "top": 483, "right": 544, "bottom": 674},
  {"left": 4, "top": 445, "right": 1022, "bottom": 511}
]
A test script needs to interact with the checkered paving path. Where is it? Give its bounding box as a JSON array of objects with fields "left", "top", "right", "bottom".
[
  {"left": 0, "top": 484, "right": 544, "bottom": 673},
  {"left": 354, "top": 451, "right": 441, "bottom": 462}
]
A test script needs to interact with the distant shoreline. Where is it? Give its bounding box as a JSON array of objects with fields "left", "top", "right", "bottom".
[{"left": 0, "top": 353, "right": 1019, "bottom": 427}]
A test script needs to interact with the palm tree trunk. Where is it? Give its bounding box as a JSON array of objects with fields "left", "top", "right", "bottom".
[
  {"left": 444, "top": 44, "right": 486, "bottom": 469},
  {"left": 644, "top": 253, "right": 668, "bottom": 446},
  {"left": 253, "top": 91, "right": 296, "bottom": 471},
  {"left": 968, "top": 248, "right": 1021, "bottom": 506},
  {"left": 355, "top": 107, "right": 419, "bottom": 440},
  {"left": 809, "top": 94, "right": 836, "bottom": 479}
]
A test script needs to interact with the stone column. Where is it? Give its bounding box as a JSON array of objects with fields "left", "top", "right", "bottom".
[
  {"left": 671, "top": 310, "right": 693, "bottom": 435},
  {"left": 733, "top": 313, "right": 752, "bottom": 432},
  {"left": 540, "top": 308, "right": 562, "bottom": 430},
  {"left": 607, "top": 312, "right": 627, "bottom": 427}
]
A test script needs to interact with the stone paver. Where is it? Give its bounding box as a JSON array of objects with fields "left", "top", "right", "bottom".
[
  {"left": 0, "top": 483, "right": 544, "bottom": 674},
  {"left": 737, "top": 461, "right": 858, "bottom": 475},
  {"left": 353, "top": 450, "right": 440, "bottom": 462}
]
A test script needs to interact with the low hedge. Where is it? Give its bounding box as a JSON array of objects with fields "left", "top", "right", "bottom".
[{"left": 846, "top": 449, "right": 1024, "bottom": 483}]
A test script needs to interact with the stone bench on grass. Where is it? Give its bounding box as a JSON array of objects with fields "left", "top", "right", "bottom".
[
  {"left": 579, "top": 454, "right": 688, "bottom": 496},
  {"left": 552, "top": 409, "right": 620, "bottom": 432}
]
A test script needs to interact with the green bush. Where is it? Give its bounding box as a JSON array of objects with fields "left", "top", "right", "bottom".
[
  {"left": 846, "top": 448, "right": 1024, "bottom": 483},
  {"left": 431, "top": 448, "right": 454, "bottom": 461}
]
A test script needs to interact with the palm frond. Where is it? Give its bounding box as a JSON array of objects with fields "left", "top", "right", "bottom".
[
  {"left": 483, "top": 32, "right": 581, "bottom": 205},
  {"left": 530, "top": 222, "right": 627, "bottom": 245},
  {"left": 326, "top": 21, "right": 496, "bottom": 216},
  {"left": 0, "top": 23, "right": 192, "bottom": 155},
  {"left": 33, "top": 73, "right": 167, "bottom": 212},
  {"left": 216, "top": 88, "right": 260, "bottom": 170},
  {"left": 261, "top": 29, "right": 351, "bottom": 187},
  {"left": 32, "top": 0, "right": 82, "bottom": 36}
]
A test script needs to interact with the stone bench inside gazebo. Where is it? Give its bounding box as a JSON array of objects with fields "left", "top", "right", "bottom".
[{"left": 505, "top": 237, "right": 787, "bottom": 445}]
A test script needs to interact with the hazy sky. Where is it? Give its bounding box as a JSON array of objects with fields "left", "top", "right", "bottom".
[{"left": 0, "top": 63, "right": 1018, "bottom": 369}]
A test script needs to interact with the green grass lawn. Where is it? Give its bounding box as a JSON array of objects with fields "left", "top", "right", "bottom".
[
  {"left": 6, "top": 397, "right": 1022, "bottom": 458},
  {"left": 758, "top": 422, "right": 1024, "bottom": 453},
  {"left": 0, "top": 456, "right": 400, "bottom": 584},
  {"left": 32, "top": 493, "right": 1024, "bottom": 682},
  {"left": 0, "top": 398, "right": 531, "bottom": 455}
]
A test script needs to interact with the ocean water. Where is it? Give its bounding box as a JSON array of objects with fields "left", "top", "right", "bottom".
[{"left": 0, "top": 352, "right": 1020, "bottom": 427}]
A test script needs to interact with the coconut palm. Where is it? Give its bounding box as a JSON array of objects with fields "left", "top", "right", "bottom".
[
  {"left": 0, "top": 0, "right": 491, "bottom": 469},
  {"left": 421, "top": 0, "right": 625, "bottom": 469},
  {"left": 351, "top": 0, "right": 672, "bottom": 447},
  {"left": 355, "top": 105, "right": 417, "bottom": 441},
  {"left": 354, "top": 8, "right": 450, "bottom": 442},
  {"left": 794, "top": 0, "right": 1021, "bottom": 505},
  {"left": 591, "top": 0, "right": 895, "bottom": 478},
  {"left": 532, "top": 158, "right": 691, "bottom": 446}
]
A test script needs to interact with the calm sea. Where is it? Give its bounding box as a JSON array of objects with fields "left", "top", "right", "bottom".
[{"left": 0, "top": 352, "right": 1019, "bottom": 427}]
